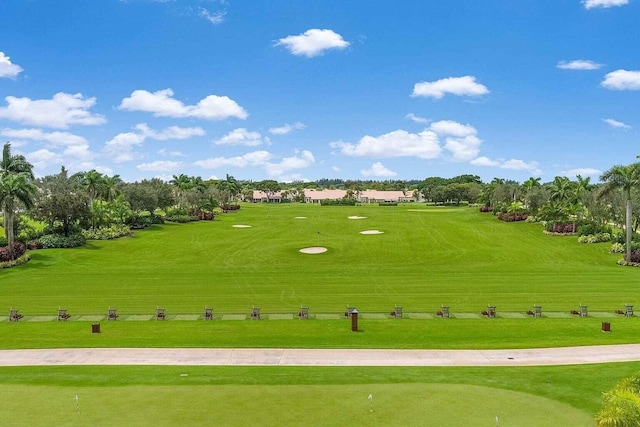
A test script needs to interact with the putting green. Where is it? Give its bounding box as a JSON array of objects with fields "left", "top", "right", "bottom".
[{"left": 0, "top": 383, "right": 593, "bottom": 426}]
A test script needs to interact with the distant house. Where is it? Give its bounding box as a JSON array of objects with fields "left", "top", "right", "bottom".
[
  {"left": 252, "top": 190, "right": 283, "bottom": 203},
  {"left": 251, "top": 188, "right": 421, "bottom": 204}
]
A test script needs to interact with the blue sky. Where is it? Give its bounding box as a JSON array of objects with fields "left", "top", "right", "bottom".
[{"left": 0, "top": 0, "right": 638, "bottom": 183}]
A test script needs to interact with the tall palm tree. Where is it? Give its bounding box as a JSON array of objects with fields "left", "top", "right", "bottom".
[
  {"left": 101, "top": 175, "right": 123, "bottom": 202},
  {"left": 1, "top": 143, "right": 36, "bottom": 258},
  {"left": 599, "top": 163, "right": 640, "bottom": 262},
  {"left": 0, "top": 172, "right": 36, "bottom": 257},
  {"left": 78, "top": 170, "right": 104, "bottom": 206}
]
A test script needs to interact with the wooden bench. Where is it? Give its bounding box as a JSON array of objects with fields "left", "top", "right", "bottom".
[
  {"left": 156, "top": 307, "right": 166, "bottom": 321},
  {"left": 9, "top": 308, "right": 23, "bottom": 322},
  {"left": 107, "top": 307, "right": 118, "bottom": 321},
  {"left": 204, "top": 307, "right": 213, "bottom": 320},
  {"left": 57, "top": 308, "right": 71, "bottom": 321}
]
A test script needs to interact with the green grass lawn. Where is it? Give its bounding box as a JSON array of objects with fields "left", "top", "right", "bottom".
[
  {"left": 1, "top": 203, "right": 638, "bottom": 349},
  {"left": 2, "top": 203, "right": 639, "bottom": 424},
  {"left": 3, "top": 361, "right": 639, "bottom": 426}
]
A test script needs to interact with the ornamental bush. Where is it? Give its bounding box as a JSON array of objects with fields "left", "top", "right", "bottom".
[
  {"left": 0, "top": 251, "right": 30, "bottom": 269},
  {"left": 165, "top": 215, "right": 192, "bottom": 223},
  {"left": 81, "top": 225, "right": 131, "bottom": 240},
  {"left": 0, "top": 242, "right": 26, "bottom": 262},
  {"left": 578, "top": 233, "right": 611, "bottom": 244},
  {"left": 36, "top": 233, "right": 85, "bottom": 249},
  {"left": 610, "top": 243, "right": 625, "bottom": 254}
]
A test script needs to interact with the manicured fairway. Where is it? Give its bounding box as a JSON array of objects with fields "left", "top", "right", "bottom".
[
  {"left": 1, "top": 203, "right": 635, "bottom": 316},
  {"left": 5, "top": 362, "right": 640, "bottom": 426}
]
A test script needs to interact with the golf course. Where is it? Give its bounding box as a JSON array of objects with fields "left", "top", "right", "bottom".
[{"left": 2, "top": 203, "right": 639, "bottom": 425}]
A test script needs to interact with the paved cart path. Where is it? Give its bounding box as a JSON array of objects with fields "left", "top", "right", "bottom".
[{"left": 2, "top": 344, "right": 640, "bottom": 367}]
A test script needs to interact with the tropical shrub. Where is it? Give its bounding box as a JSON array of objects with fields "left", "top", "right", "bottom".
[
  {"left": 36, "top": 233, "right": 85, "bottom": 249},
  {"left": 81, "top": 224, "right": 131, "bottom": 240},
  {"left": 497, "top": 213, "right": 528, "bottom": 222},
  {"left": 190, "top": 210, "right": 214, "bottom": 220},
  {"left": 611, "top": 243, "right": 625, "bottom": 254},
  {"left": 545, "top": 222, "right": 577, "bottom": 234},
  {"left": 479, "top": 206, "right": 493, "bottom": 212},
  {"left": 220, "top": 204, "right": 241, "bottom": 211},
  {"left": 165, "top": 215, "right": 193, "bottom": 223},
  {"left": 577, "top": 233, "right": 611, "bottom": 244},
  {"left": 0, "top": 251, "right": 30, "bottom": 269},
  {"left": 320, "top": 198, "right": 356, "bottom": 206},
  {"left": 578, "top": 223, "right": 613, "bottom": 237},
  {"left": 0, "top": 242, "right": 26, "bottom": 262}
]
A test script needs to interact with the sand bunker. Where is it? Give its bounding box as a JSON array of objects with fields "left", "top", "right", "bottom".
[
  {"left": 294, "top": 216, "right": 307, "bottom": 219},
  {"left": 299, "top": 246, "right": 328, "bottom": 254},
  {"left": 232, "top": 224, "right": 252, "bottom": 228},
  {"left": 348, "top": 216, "right": 367, "bottom": 220},
  {"left": 360, "top": 230, "right": 384, "bottom": 235}
]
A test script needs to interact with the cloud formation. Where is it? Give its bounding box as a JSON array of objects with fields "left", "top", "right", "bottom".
[
  {"left": 275, "top": 29, "right": 350, "bottom": 57},
  {"left": 471, "top": 156, "right": 541, "bottom": 174},
  {"left": 601, "top": 70, "right": 640, "bottom": 90},
  {"left": 557, "top": 59, "right": 603, "bottom": 70},
  {"left": 105, "top": 123, "right": 205, "bottom": 163},
  {"left": 412, "top": 76, "right": 489, "bottom": 99},
  {"left": 361, "top": 162, "right": 397, "bottom": 177},
  {"left": 405, "top": 113, "right": 429, "bottom": 124},
  {"left": 560, "top": 167, "right": 602, "bottom": 177},
  {"left": 137, "top": 160, "right": 184, "bottom": 172},
  {"left": 583, "top": 0, "right": 629, "bottom": 9},
  {"left": 268, "top": 122, "right": 306, "bottom": 135},
  {"left": 0, "top": 93, "right": 106, "bottom": 129},
  {"left": 0, "top": 52, "right": 23, "bottom": 78},
  {"left": 199, "top": 7, "right": 225, "bottom": 25},
  {"left": 119, "top": 89, "right": 248, "bottom": 120},
  {"left": 194, "top": 149, "right": 315, "bottom": 178},
  {"left": 431, "top": 120, "right": 481, "bottom": 162},
  {"left": 331, "top": 129, "right": 441, "bottom": 159},
  {"left": 214, "top": 128, "right": 268, "bottom": 146},
  {"left": 603, "top": 118, "right": 631, "bottom": 129}
]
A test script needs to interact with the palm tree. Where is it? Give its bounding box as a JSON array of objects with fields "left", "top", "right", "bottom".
[
  {"left": 0, "top": 172, "right": 36, "bottom": 257},
  {"left": 599, "top": 163, "right": 640, "bottom": 262},
  {"left": 101, "top": 175, "right": 122, "bottom": 202},
  {"left": 77, "top": 170, "right": 104, "bottom": 206},
  {"left": 170, "top": 174, "right": 193, "bottom": 209},
  {"left": 521, "top": 177, "right": 541, "bottom": 209},
  {"left": 0, "top": 143, "right": 36, "bottom": 258}
]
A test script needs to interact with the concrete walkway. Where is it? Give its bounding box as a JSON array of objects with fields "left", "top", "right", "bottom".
[{"left": 2, "top": 344, "right": 640, "bottom": 367}]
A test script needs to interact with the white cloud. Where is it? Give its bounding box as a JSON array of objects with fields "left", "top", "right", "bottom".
[
  {"left": 214, "top": 128, "right": 267, "bottom": 146},
  {"left": 405, "top": 113, "right": 429, "bottom": 124},
  {"left": 199, "top": 7, "right": 225, "bottom": 25},
  {"left": 194, "top": 149, "right": 315, "bottom": 178},
  {"left": 1, "top": 128, "right": 87, "bottom": 147},
  {"left": 556, "top": 59, "right": 603, "bottom": 70},
  {"left": 0, "top": 93, "right": 106, "bottom": 129},
  {"left": 264, "top": 150, "right": 315, "bottom": 177},
  {"left": 268, "top": 122, "right": 306, "bottom": 135},
  {"left": 119, "top": 88, "right": 248, "bottom": 120},
  {"left": 361, "top": 162, "right": 397, "bottom": 177},
  {"left": 0, "top": 52, "right": 23, "bottom": 79},
  {"left": 561, "top": 167, "right": 602, "bottom": 177},
  {"left": 471, "top": 156, "right": 541, "bottom": 174},
  {"left": 429, "top": 120, "right": 481, "bottom": 162},
  {"left": 332, "top": 166, "right": 341, "bottom": 172},
  {"left": 275, "top": 29, "right": 350, "bottom": 57},
  {"left": 603, "top": 118, "right": 631, "bottom": 129},
  {"left": 412, "top": 76, "right": 489, "bottom": 99},
  {"left": 194, "top": 150, "right": 273, "bottom": 169},
  {"left": 137, "top": 160, "right": 183, "bottom": 172},
  {"left": 470, "top": 156, "right": 499, "bottom": 167},
  {"left": 105, "top": 123, "right": 204, "bottom": 163},
  {"left": 135, "top": 123, "right": 205, "bottom": 140},
  {"left": 583, "top": 0, "right": 629, "bottom": 9},
  {"left": 158, "top": 148, "right": 186, "bottom": 157},
  {"left": 601, "top": 70, "right": 640, "bottom": 90},
  {"left": 330, "top": 129, "right": 441, "bottom": 159},
  {"left": 26, "top": 148, "right": 63, "bottom": 172}
]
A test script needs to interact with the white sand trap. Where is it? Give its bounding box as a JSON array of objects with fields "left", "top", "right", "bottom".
[
  {"left": 299, "top": 246, "right": 328, "bottom": 254},
  {"left": 360, "top": 230, "right": 384, "bottom": 235},
  {"left": 232, "top": 224, "right": 252, "bottom": 228},
  {"left": 348, "top": 216, "right": 367, "bottom": 220},
  {"left": 294, "top": 216, "right": 307, "bottom": 219}
]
